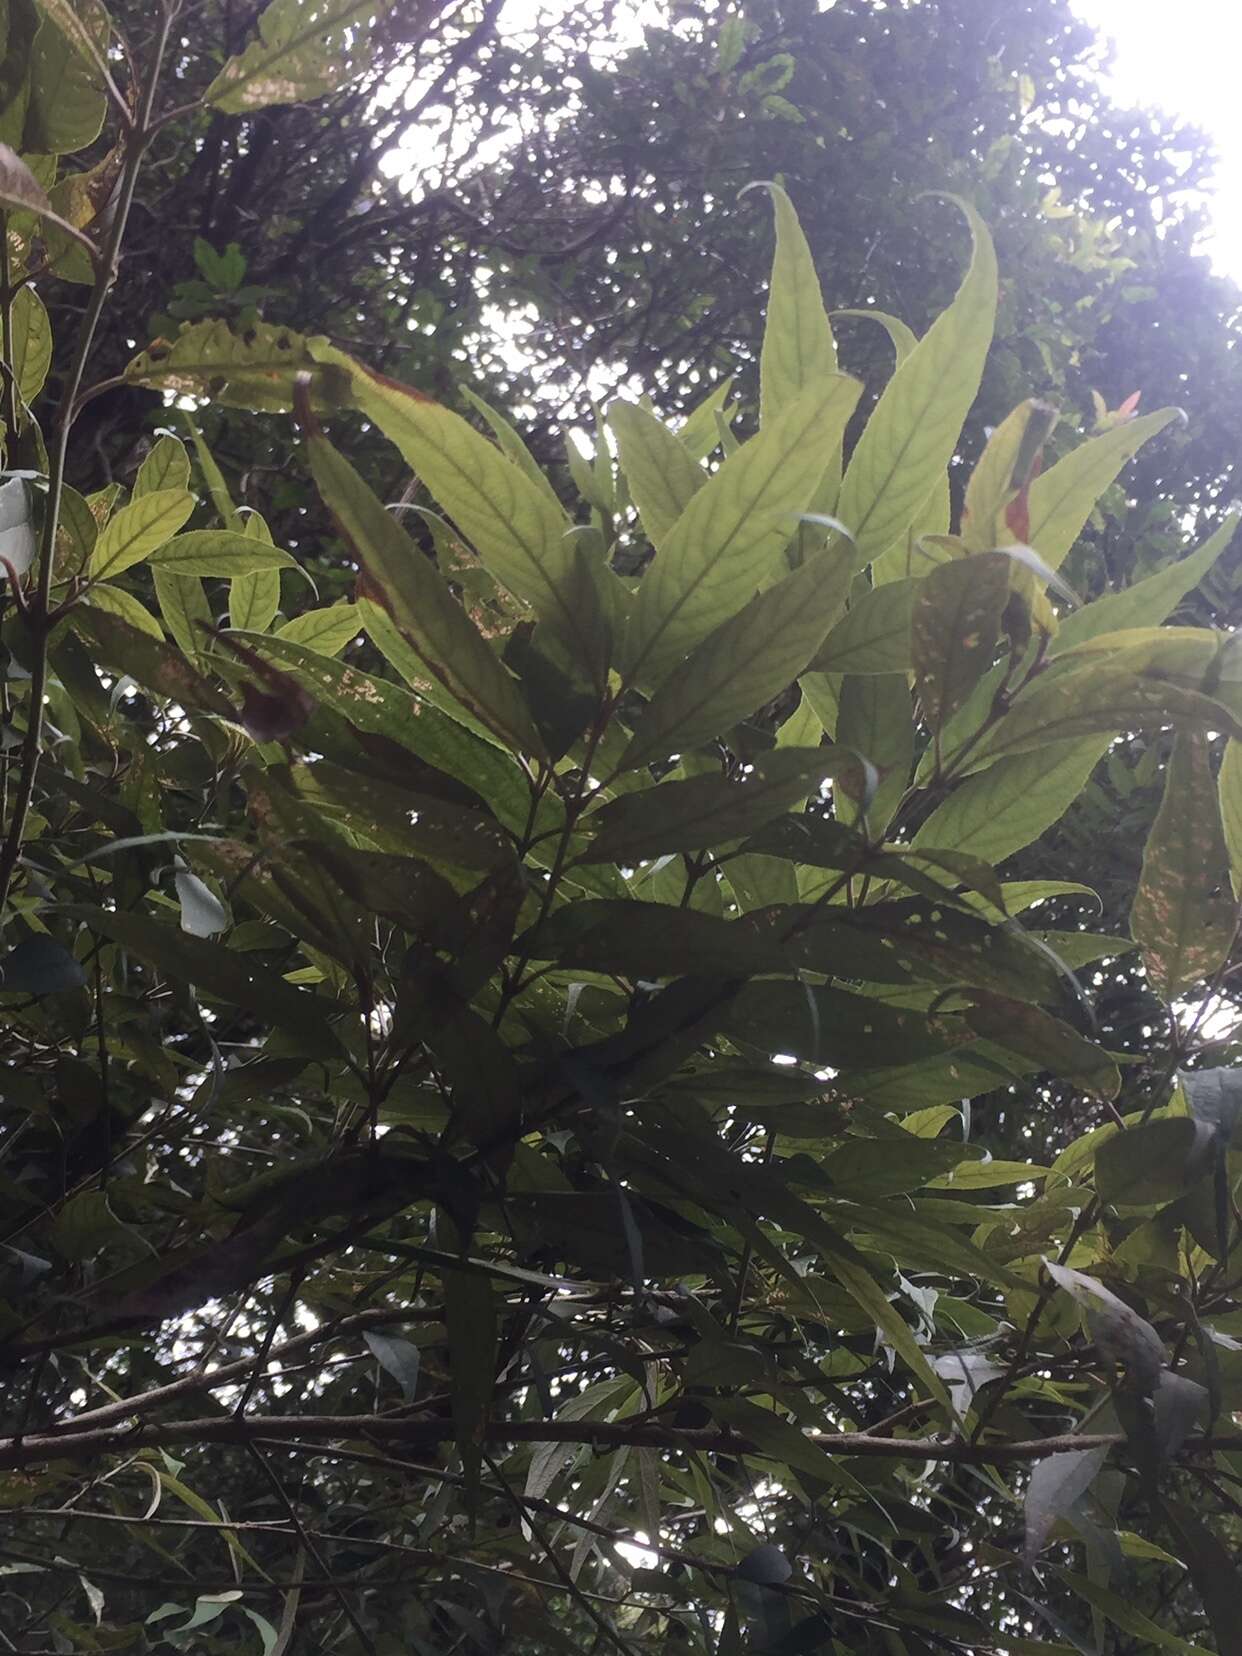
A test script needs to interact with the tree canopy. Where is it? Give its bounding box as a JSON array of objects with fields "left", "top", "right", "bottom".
[{"left": 3, "top": 2, "right": 1242, "bottom": 1654}]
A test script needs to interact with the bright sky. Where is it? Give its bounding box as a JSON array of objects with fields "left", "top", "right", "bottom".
[{"left": 1075, "top": 0, "right": 1242, "bottom": 276}]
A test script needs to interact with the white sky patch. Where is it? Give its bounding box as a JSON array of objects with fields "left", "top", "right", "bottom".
[{"left": 1075, "top": 0, "right": 1242, "bottom": 276}]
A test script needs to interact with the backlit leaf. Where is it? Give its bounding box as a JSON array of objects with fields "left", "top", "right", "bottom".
[{"left": 1131, "top": 731, "right": 1236, "bottom": 1001}]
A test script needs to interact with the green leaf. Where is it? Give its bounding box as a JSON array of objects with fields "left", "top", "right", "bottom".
[
  {"left": 126, "top": 320, "right": 329, "bottom": 413},
  {"left": 1053, "top": 514, "right": 1238, "bottom": 655},
  {"left": 1094, "top": 1117, "right": 1203, "bottom": 1205},
  {"left": 10, "top": 285, "right": 51, "bottom": 405},
  {"left": 275, "top": 604, "right": 359, "bottom": 657},
  {"left": 70, "top": 608, "right": 235, "bottom": 718},
  {"left": 1023, "top": 1445, "right": 1110, "bottom": 1562},
  {"left": 677, "top": 377, "right": 736, "bottom": 463},
  {"left": 579, "top": 749, "right": 851, "bottom": 862},
  {"left": 204, "top": 0, "right": 393, "bottom": 113},
  {"left": 911, "top": 737, "right": 1109, "bottom": 864},
  {"left": 1219, "top": 739, "right": 1242, "bottom": 899},
  {"left": 63, "top": 906, "right": 336, "bottom": 1040},
  {"left": 1025, "top": 408, "right": 1183, "bottom": 573},
  {"left": 610, "top": 400, "right": 706, "bottom": 546},
  {"left": 1131, "top": 731, "right": 1236, "bottom": 1001},
  {"left": 1159, "top": 1498, "right": 1242, "bottom": 1655},
  {"left": 620, "top": 542, "right": 854, "bottom": 767},
  {"left": 836, "top": 198, "right": 997, "bottom": 569},
  {"left": 835, "top": 673, "right": 913, "bottom": 834},
  {"left": 972, "top": 663, "right": 1242, "bottom": 766},
  {"left": 26, "top": 1, "right": 108, "bottom": 152},
  {"left": 756, "top": 182, "right": 836, "bottom": 424},
  {"left": 528, "top": 901, "right": 788, "bottom": 978},
  {"left": 82, "top": 583, "right": 164, "bottom": 643},
  {"left": 621, "top": 375, "right": 862, "bottom": 685},
  {"left": 153, "top": 567, "right": 213, "bottom": 669},
  {"left": 0, "top": 935, "right": 85, "bottom": 995},
  {"left": 809, "top": 577, "right": 917, "bottom": 674},
  {"left": 147, "top": 530, "right": 296, "bottom": 576},
  {"left": 444, "top": 1266, "right": 497, "bottom": 1503},
  {"left": 964, "top": 993, "right": 1120, "bottom": 1098},
  {"left": 362, "top": 1330, "right": 421, "bottom": 1402},
  {"left": 88, "top": 490, "right": 195, "bottom": 579},
  {"left": 305, "top": 430, "right": 547, "bottom": 760},
  {"left": 229, "top": 514, "right": 282, "bottom": 634},
  {"left": 911, "top": 552, "right": 1009, "bottom": 734},
  {"left": 134, "top": 435, "right": 192, "bottom": 500}
]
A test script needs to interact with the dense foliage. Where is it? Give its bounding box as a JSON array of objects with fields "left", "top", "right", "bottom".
[{"left": 4, "top": 3, "right": 1242, "bottom": 1653}]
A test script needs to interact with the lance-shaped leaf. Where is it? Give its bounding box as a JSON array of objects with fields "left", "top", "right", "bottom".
[
  {"left": 834, "top": 672, "right": 913, "bottom": 834},
  {"left": 1222, "top": 740, "right": 1242, "bottom": 899},
  {"left": 205, "top": 0, "right": 394, "bottom": 113},
  {"left": 1094, "top": 1117, "right": 1205, "bottom": 1206},
  {"left": 911, "top": 736, "right": 1110, "bottom": 864},
  {"left": 1024, "top": 1444, "right": 1111, "bottom": 1562},
  {"left": 305, "top": 430, "right": 547, "bottom": 761},
  {"left": 1054, "top": 514, "right": 1238, "bottom": 655},
  {"left": 363, "top": 1331, "right": 421, "bottom": 1403},
  {"left": 305, "top": 344, "right": 596, "bottom": 664},
  {"left": 971, "top": 662, "right": 1242, "bottom": 766},
  {"left": 64, "top": 906, "right": 335, "bottom": 1041},
  {"left": 579, "top": 748, "right": 850, "bottom": 862},
  {"left": 965, "top": 993, "right": 1120, "bottom": 1098},
  {"left": 1025, "top": 407, "right": 1182, "bottom": 572},
  {"left": 610, "top": 400, "right": 706, "bottom": 546},
  {"left": 621, "top": 375, "right": 861, "bottom": 686},
  {"left": 961, "top": 398, "right": 1059, "bottom": 553},
  {"left": 527, "top": 901, "right": 789, "bottom": 978},
  {"left": 755, "top": 182, "right": 836, "bottom": 424},
  {"left": 620, "top": 542, "right": 854, "bottom": 768},
  {"left": 1044, "top": 1261, "right": 1165, "bottom": 1394},
  {"left": 809, "top": 577, "right": 918, "bottom": 675},
  {"left": 148, "top": 530, "right": 296, "bottom": 577},
  {"left": 911, "top": 552, "right": 1009, "bottom": 734},
  {"left": 836, "top": 198, "right": 996, "bottom": 570},
  {"left": 275, "top": 604, "right": 360, "bottom": 657},
  {"left": 1131, "top": 731, "right": 1236, "bottom": 1002},
  {"left": 88, "top": 490, "right": 196, "bottom": 579},
  {"left": 444, "top": 1266, "right": 497, "bottom": 1507},
  {"left": 832, "top": 307, "right": 918, "bottom": 367},
  {"left": 134, "top": 435, "right": 192, "bottom": 500},
  {"left": 11, "top": 287, "right": 51, "bottom": 406}
]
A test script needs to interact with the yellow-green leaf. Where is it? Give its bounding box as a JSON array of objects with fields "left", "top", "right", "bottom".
[
  {"left": 134, "top": 434, "right": 191, "bottom": 500},
  {"left": 912, "top": 737, "right": 1109, "bottom": 865},
  {"left": 154, "top": 567, "right": 212, "bottom": 669},
  {"left": 1131, "top": 731, "right": 1236, "bottom": 1002},
  {"left": 960, "top": 398, "right": 1058, "bottom": 553},
  {"left": 620, "top": 541, "right": 854, "bottom": 768},
  {"left": 230, "top": 514, "right": 281, "bottom": 633},
  {"left": 276, "top": 603, "right": 360, "bottom": 658},
  {"left": 757, "top": 182, "right": 836, "bottom": 425},
  {"left": 911, "top": 552, "right": 1009, "bottom": 734},
  {"left": 89, "top": 489, "right": 195, "bottom": 579},
  {"left": 308, "top": 343, "right": 584, "bottom": 658},
  {"left": 1025, "top": 408, "right": 1182, "bottom": 573},
  {"left": 810, "top": 577, "right": 917, "bottom": 675},
  {"left": 306, "top": 430, "right": 547, "bottom": 760},
  {"left": 1053, "top": 514, "right": 1238, "bottom": 655},
  {"left": 82, "top": 583, "right": 164, "bottom": 642},
  {"left": 1220, "top": 739, "right": 1242, "bottom": 900},
  {"left": 10, "top": 286, "right": 51, "bottom": 405},
  {"left": 623, "top": 375, "right": 862, "bottom": 686},
  {"left": 204, "top": 0, "right": 394, "bottom": 113},
  {"left": 836, "top": 198, "right": 996, "bottom": 570},
  {"left": 610, "top": 400, "right": 705, "bottom": 547},
  {"left": 147, "top": 530, "right": 296, "bottom": 576}
]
